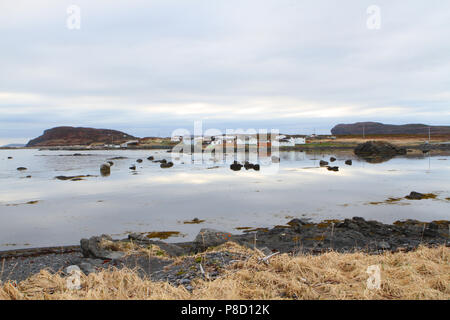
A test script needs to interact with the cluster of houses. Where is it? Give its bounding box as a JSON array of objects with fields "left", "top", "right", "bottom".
[
  {"left": 171, "top": 134, "right": 306, "bottom": 147},
  {"left": 105, "top": 134, "right": 337, "bottom": 149}
]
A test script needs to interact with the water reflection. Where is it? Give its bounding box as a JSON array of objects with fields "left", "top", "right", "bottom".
[{"left": 0, "top": 149, "right": 449, "bottom": 250}]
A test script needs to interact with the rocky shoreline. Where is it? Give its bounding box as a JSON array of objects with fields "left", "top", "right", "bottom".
[{"left": 1, "top": 217, "right": 448, "bottom": 286}]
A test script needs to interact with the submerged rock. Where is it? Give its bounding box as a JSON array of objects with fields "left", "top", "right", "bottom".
[
  {"left": 55, "top": 175, "right": 94, "bottom": 181},
  {"left": 100, "top": 163, "right": 111, "bottom": 176}
]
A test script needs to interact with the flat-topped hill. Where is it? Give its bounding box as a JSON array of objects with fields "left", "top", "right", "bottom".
[
  {"left": 331, "top": 122, "right": 450, "bottom": 135},
  {"left": 26, "top": 126, "right": 136, "bottom": 147}
]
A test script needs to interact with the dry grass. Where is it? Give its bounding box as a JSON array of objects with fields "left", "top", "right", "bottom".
[
  {"left": 0, "top": 244, "right": 448, "bottom": 300},
  {"left": 99, "top": 239, "right": 169, "bottom": 258}
]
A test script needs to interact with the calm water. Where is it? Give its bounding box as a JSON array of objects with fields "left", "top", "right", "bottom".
[{"left": 0, "top": 149, "right": 449, "bottom": 250}]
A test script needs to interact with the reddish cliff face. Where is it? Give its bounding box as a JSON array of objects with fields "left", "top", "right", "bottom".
[
  {"left": 331, "top": 122, "right": 450, "bottom": 135},
  {"left": 26, "top": 127, "right": 136, "bottom": 147}
]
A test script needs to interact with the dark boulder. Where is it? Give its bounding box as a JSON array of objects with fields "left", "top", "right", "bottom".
[
  {"left": 147, "top": 156, "right": 154, "bottom": 161},
  {"left": 230, "top": 161, "right": 243, "bottom": 171},
  {"left": 80, "top": 235, "right": 125, "bottom": 260},
  {"left": 17, "top": 167, "right": 27, "bottom": 171},
  {"left": 160, "top": 162, "right": 174, "bottom": 168},
  {"left": 129, "top": 165, "right": 136, "bottom": 170},
  {"left": 319, "top": 160, "right": 329, "bottom": 167},
  {"left": 136, "top": 159, "right": 143, "bottom": 163},
  {"left": 345, "top": 160, "right": 352, "bottom": 165},
  {"left": 354, "top": 141, "right": 406, "bottom": 157},
  {"left": 327, "top": 166, "right": 339, "bottom": 172},
  {"left": 244, "top": 161, "right": 254, "bottom": 170},
  {"left": 406, "top": 191, "right": 424, "bottom": 200},
  {"left": 405, "top": 191, "right": 436, "bottom": 200},
  {"left": 330, "top": 157, "right": 336, "bottom": 162}
]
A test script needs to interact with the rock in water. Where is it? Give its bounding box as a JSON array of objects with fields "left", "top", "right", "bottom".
[
  {"left": 244, "top": 161, "right": 254, "bottom": 170},
  {"left": 327, "top": 166, "right": 339, "bottom": 172},
  {"left": 129, "top": 165, "right": 136, "bottom": 170},
  {"left": 136, "top": 159, "right": 143, "bottom": 163},
  {"left": 230, "top": 161, "right": 243, "bottom": 171},
  {"left": 147, "top": 156, "right": 154, "bottom": 161},
  {"left": 405, "top": 191, "right": 436, "bottom": 200},
  {"left": 160, "top": 162, "right": 174, "bottom": 168},
  {"left": 100, "top": 163, "right": 111, "bottom": 176},
  {"left": 17, "top": 167, "right": 27, "bottom": 171},
  {"left": 345, "top": 159, "right": 352, "bottom": 165},
  {"left": 330, "top": 157, "right": 336, "bottom": 162},
  {"left": 320, "top": 160, "right": 329, "bottom": 167}
]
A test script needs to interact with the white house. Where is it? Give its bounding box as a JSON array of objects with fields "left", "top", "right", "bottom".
[
  {"left": 210, "top": 135, "right": 236, "bottom": 146},
  {"left": 273, "top": 137, "right": 306, "bottom": 147}
]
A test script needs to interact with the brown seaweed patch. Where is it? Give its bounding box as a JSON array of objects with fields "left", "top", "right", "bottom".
[
  {"left": 242, "top": 228, "right": 269, "bottom": 233},
  {"left": 6, "top": 200, "right": 40, "bottom": 206},
  {"left": 274, "top": 225, "right": 293, "bottom": 229},
  {"left": 317, "top": 220, "right": 342, "bottom": 228},
  {"left": 368, "top": 197, "right": 406, "bottom": 205},
  {"left": 55, "top": 175, "right": 96, "bottom": 181},
  {"left": 145, "top": 231, "right": 181, "bottom": 240},
  {"left": 183, "top": 218, "right": 205, "bottom": 224},
  {"left": 306, "top": 235, "right": 326, "bottom": 241}
]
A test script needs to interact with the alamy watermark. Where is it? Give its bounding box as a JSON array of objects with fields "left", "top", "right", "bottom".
[
  {"left": 66, "top": 265, "right": 82, "bottom": 290},
  {"left": 367, "top": 5, "right": 381, "bottom": 30},
  {"left": 366, "top": 265, "right": 381, "bottom": 290},
  {"left": 169, "top": 121, "right": 281, "bottom": 174},
  {"left": 67, "top": 5, "right": 81, "bottom": 30}
]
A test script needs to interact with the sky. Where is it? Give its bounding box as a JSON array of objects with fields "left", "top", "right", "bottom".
[{"left": 1, "top": 0, "right": 449, "bottom": 145}]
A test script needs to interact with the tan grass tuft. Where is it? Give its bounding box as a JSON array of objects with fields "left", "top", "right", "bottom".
[{"left": 1, "top": 245, "right": 448, "bottom": 300}]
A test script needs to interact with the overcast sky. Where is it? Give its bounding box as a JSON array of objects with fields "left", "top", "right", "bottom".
[{"left": 1, "top": 0, "right": 449, "bottom": 144}]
